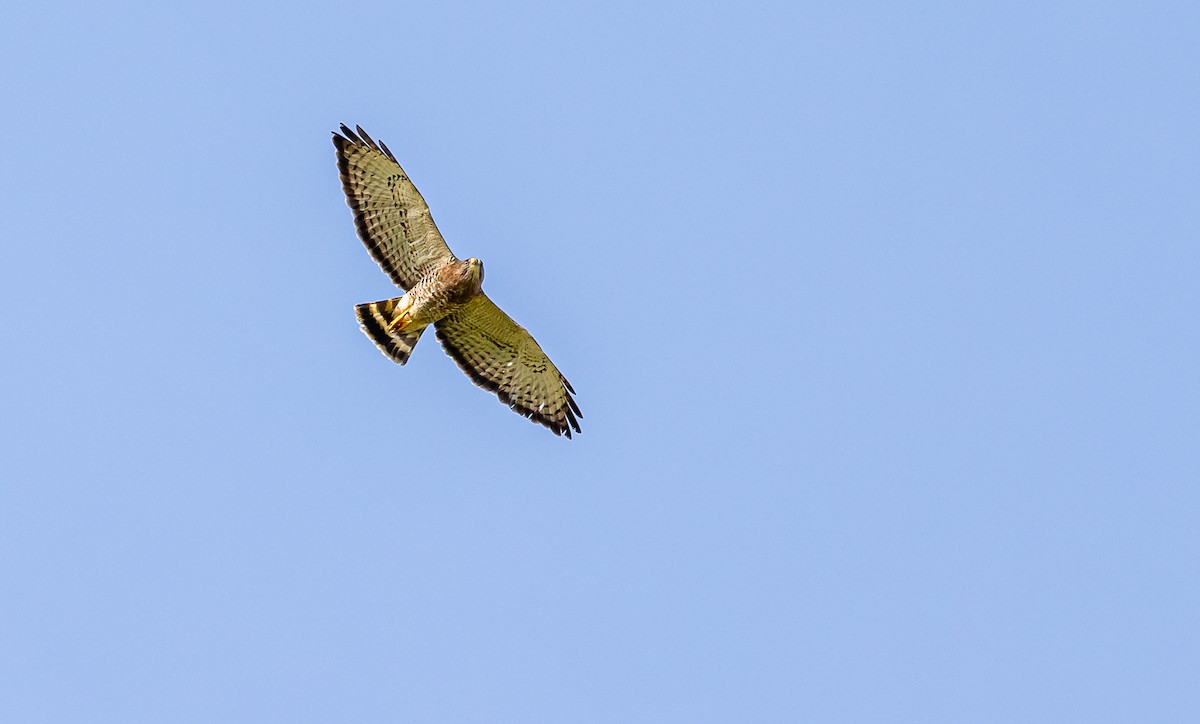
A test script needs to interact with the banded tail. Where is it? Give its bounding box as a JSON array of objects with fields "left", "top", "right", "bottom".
[{"left": 355, "top": 296, "right": 426, "bottom": 365}]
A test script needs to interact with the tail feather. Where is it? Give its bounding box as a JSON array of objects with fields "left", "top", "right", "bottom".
[{"left": 355, "top": 297, "right": 425, "bottom": 365}]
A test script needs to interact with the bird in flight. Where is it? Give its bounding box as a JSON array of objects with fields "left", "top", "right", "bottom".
[{"left": 332, "top": 124, "right": 582, "bottom": 438}]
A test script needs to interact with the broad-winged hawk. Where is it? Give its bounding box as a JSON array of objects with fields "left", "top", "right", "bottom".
[{"left": 333, "top": 124, "right": 582, "bottom": 438}]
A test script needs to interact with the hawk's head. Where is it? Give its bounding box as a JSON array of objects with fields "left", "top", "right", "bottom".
[
  {"left": 442, "top": 257, "right": 485, "bottom": 303},
  {"left": 465, "top": 257, "right": 485, "bottom": 285}
]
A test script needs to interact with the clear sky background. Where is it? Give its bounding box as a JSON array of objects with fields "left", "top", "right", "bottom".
[{"left": 1, "top": 1, "right": 1197, "bottom": 721}]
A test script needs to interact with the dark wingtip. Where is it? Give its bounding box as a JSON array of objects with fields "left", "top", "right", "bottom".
[
  {"left": 340, "top": 124, "right": 363, "bottom": 145},
  {"left": 335, "top": 124, "right": 396, "bottom": 162},
  {"left": 355, "top": 125, "right": 377, "bottom": 150}
]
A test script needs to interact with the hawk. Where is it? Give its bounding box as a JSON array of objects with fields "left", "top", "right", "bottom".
[{"left": 333, "top": 124, "right": 582, "bottom": 438}]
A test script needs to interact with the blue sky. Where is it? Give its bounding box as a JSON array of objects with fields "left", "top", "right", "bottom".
[{"left": 1, "top": 1, "right": 1197, "bottom": 721}]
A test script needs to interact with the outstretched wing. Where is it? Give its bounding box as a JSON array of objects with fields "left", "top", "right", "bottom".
[
  {"left": 333, "top": 124, "right": 456, "bottom": 290},
  {"left": 435, "top": 295, "right": 582, "bottom": 438}
]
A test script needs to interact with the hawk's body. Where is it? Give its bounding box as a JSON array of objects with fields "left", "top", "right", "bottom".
[{"left": 333, "top": 124, "right": 581, "bottom": 438}]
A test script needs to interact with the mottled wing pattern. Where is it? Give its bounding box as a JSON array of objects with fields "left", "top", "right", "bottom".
[
  {"left": 435, "top": 295, "right": 582, "bottom": 438},
  {"left": 333, "top": 125, "right": 456, "bottom": 290}
]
